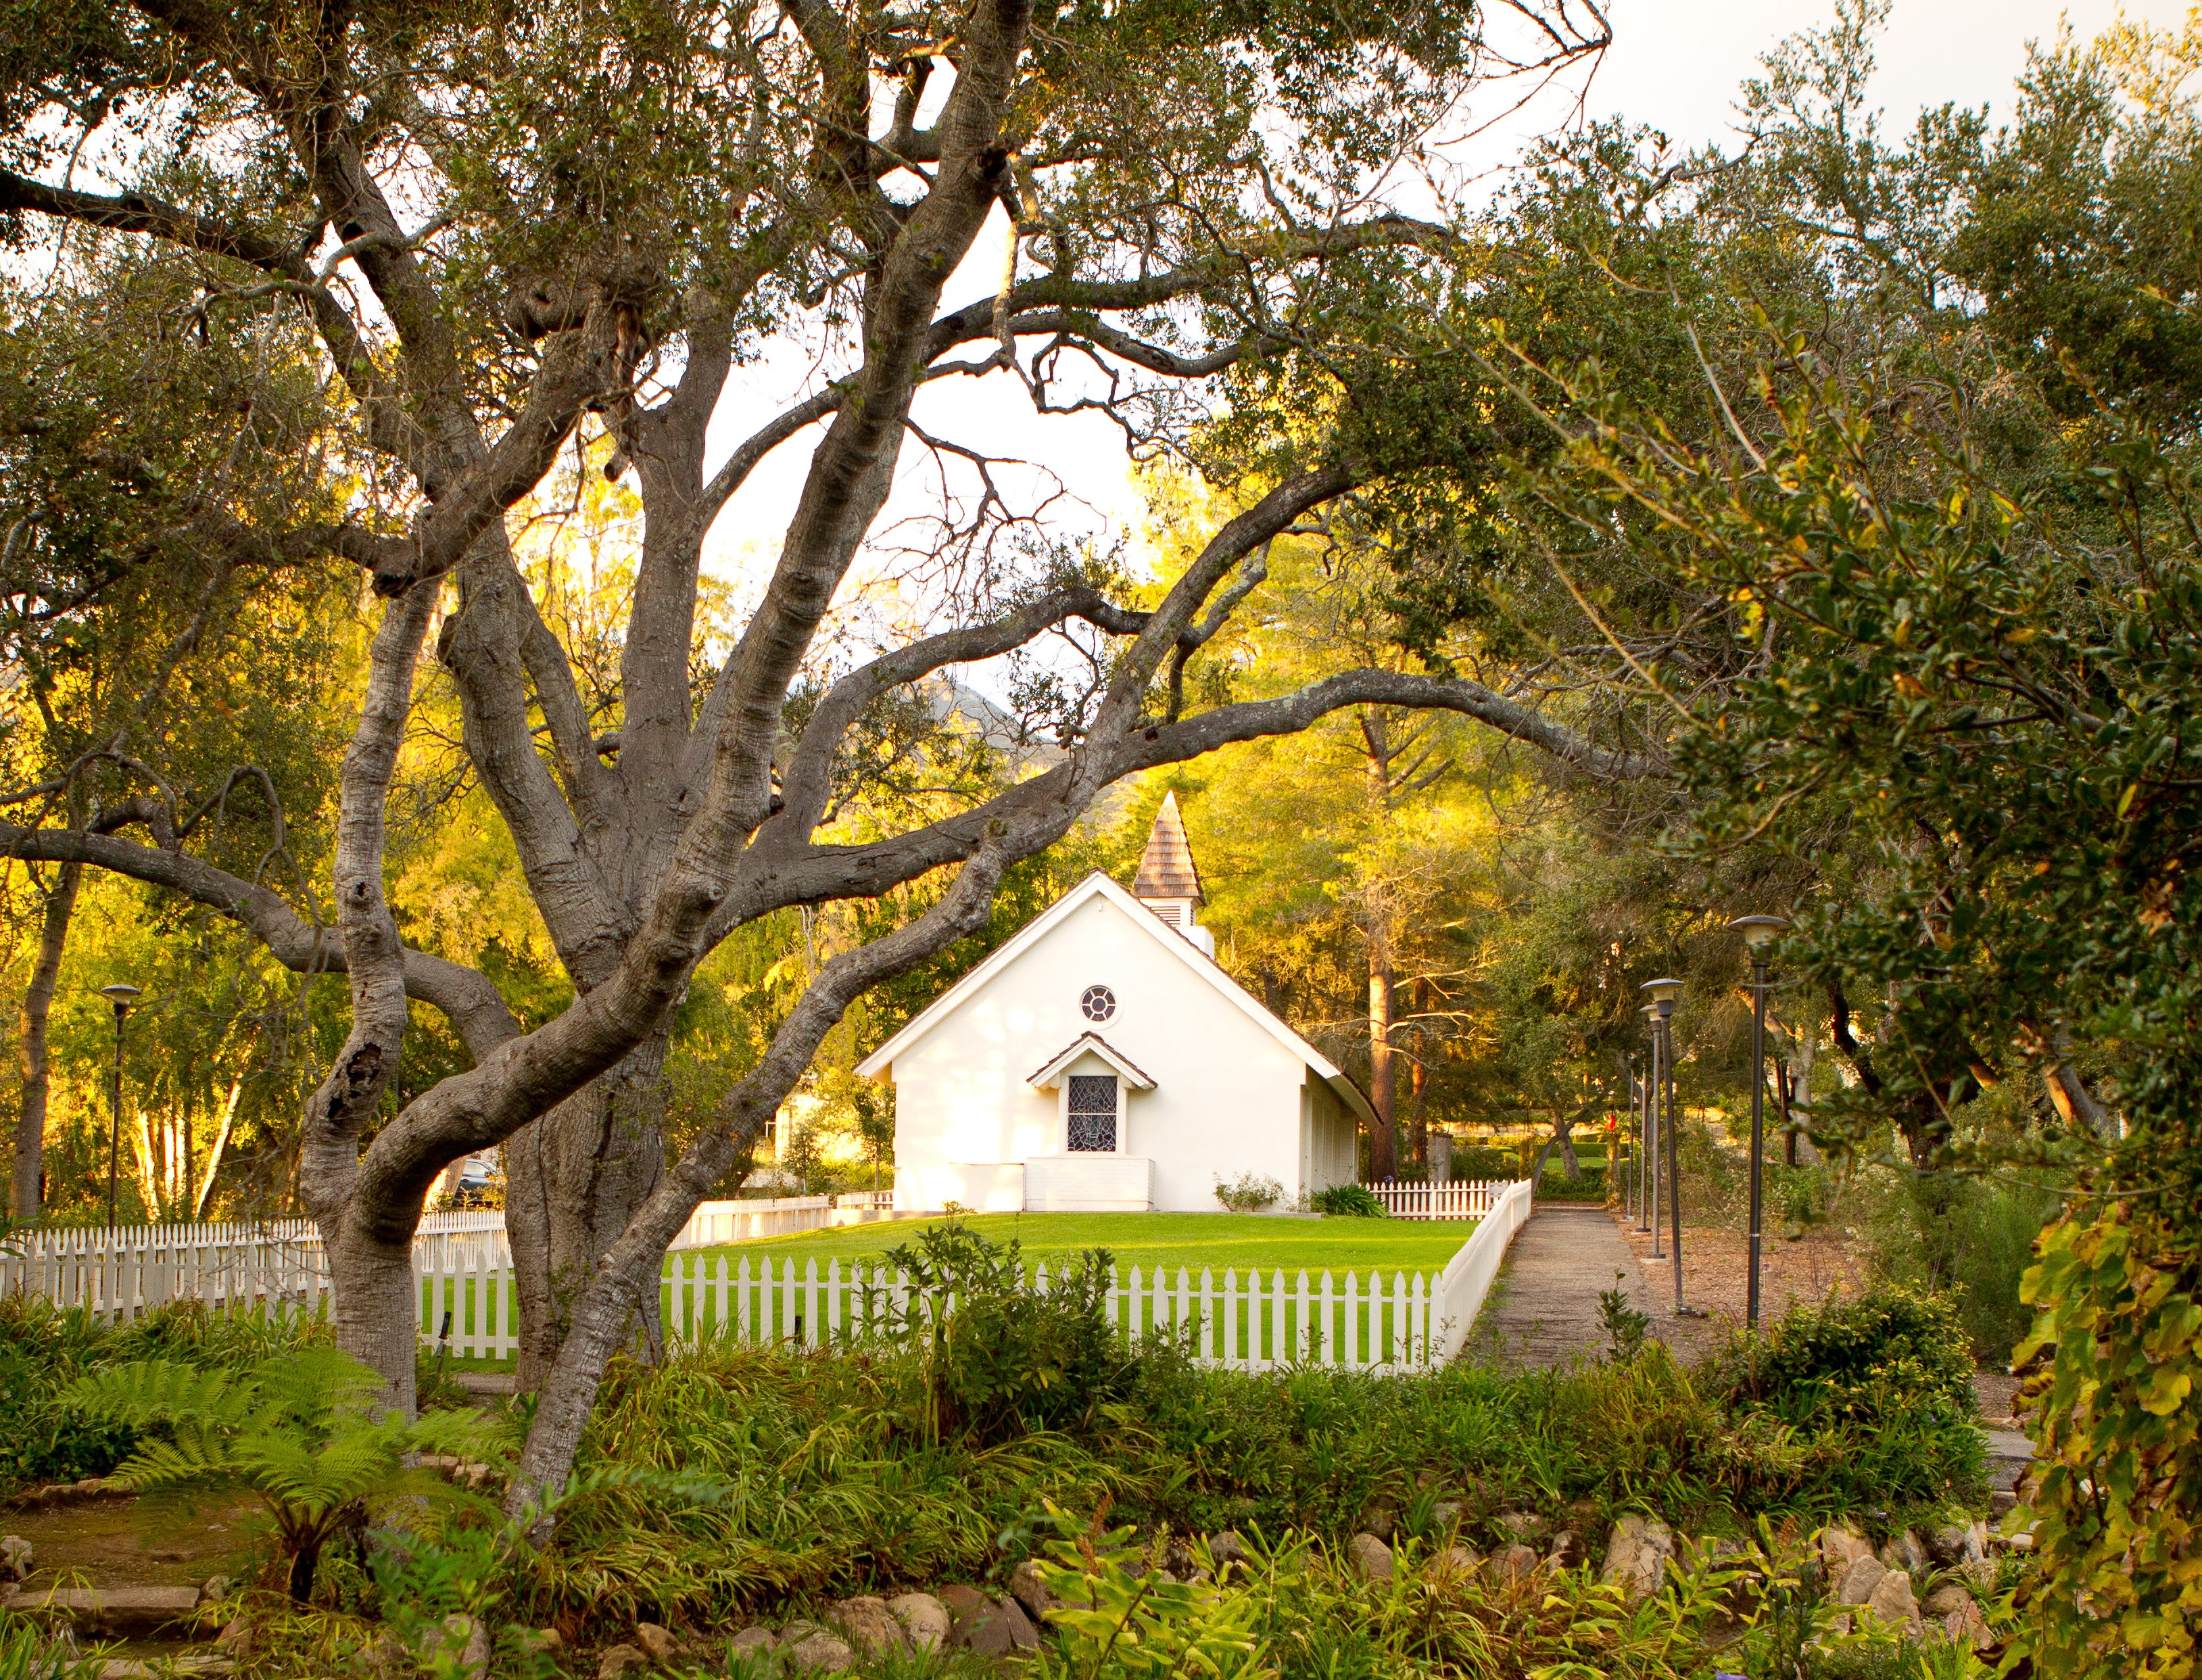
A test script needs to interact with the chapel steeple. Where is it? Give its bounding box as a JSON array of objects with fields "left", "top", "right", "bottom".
[{"left": 1132, "top": 792, "right": 1212, "bottom": 953}]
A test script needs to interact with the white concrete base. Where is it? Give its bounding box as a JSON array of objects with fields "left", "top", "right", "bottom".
[{"left": 1024, "top": 1155, "right": 1153, "bottom": 1211}]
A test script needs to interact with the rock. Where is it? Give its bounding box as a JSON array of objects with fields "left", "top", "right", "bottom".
[
  {"left": 1864, "top": 1568, "right": 1923, "bottom": 1634},
  {"left": 1346, "top": 1533, "right": 1393, "bottom": 1581},
  {"left": 1835, "top": 1555, "right": 1888, "bottom": 1608},
  {"left": 781, "top": 1622, "right": 857, "bottom": 1672},
  {"left": 941, "top": 1587, "right": 1034, "bottom": 1656},
  {"left": 633, "top": 1621, "right": 681, "bottom": 1660},
  {"left": 423, "top": 1613, "right": 490, "bottom": 1680},
  {"left": 0, "top": 1536, "right": 29, "bottom": 1583},
  {"left": 1, "top": 1585, "right": 201, "bottom": 1639},
  {"left": 93, "top": 1662, "right": 231, "bottom": 1679},
  {"left": 1495, "top": 1543, "right": 1539, "bottom": 1581},
  {"left": 1942, "top": 1596, "right": 1993, "bottom": 1650},
  {"left": 1546, "top": 1529, "right": 1584, "bottom": 1570},
  {"left": 1207, "top": 1531, "right": 1248, "bottom": 1571},
  {"left": 1599, "top": 1516, "right": 1675, "bottom": 1604},
  {"left": 1359, "top": 1500, "right": 1397, "bottom": 1542},
  {"left": 1990, "top": 1489, "right": 2018, "bottom": 1519},
  {"left": 1429, "top": 1545, "right": 1483, "bottom": 1576},
  {"left": 199, "top": 1576, "right": 229, "bottom": 1603},
  {"left": 832, "top": 1596, "right": 907, "bottom": 1655},
  {"left": 1821, "top": 1524, "right": 1875, "bottom": 1575},
  {"left": 597, "top": 1646, "right": 649, "bottom": 1680},
  {"left": 1494, "top": 1510, "right": 1549, "bottom": 1543},
  {"left": 214, "top": 1616, "right": 251, "bottom": 1653},
  {"left": 1431, "top": 1502, "right": 1462, "bottom": 1531},
  {"left": 1878, "top": 1530, "right": 1932, "bottom": 1575},
  {"left": 727, "top": 1626, "right": 778, "bottom": 1656},
  {"left": 1008, "top": 1561, "right": 1059, "bottom": 1625},
  {"left": 886, "top": 1594, "right": 949, "bottom": 1652},
  {"left": 1930, "top": 1521, "right": 1989, "bottom": 1567},
  {"left": 1924, "top": 1583, "right": 1972, "bottom": 1616},
  {"left": 526, "top": 1629, "right": 565, "bottom": 1654}
]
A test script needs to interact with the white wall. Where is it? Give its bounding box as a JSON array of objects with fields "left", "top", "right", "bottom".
[{"left": 888, "top": 889, "right": 1322, "bottom": 1211}]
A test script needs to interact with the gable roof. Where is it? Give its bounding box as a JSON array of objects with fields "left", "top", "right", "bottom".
[
  {"left": 1131, "top": 791, "right": 1203, "bottom": 903},
  {"left": 1026, "top": 1032, "right": 1157, "bottom": 1091},
  {"left": 856, "top": 870, "right": 1377, "bottom": 1125}
]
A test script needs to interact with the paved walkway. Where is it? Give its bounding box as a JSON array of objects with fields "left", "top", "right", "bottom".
[{"left": 1473, "top": 1206, "right": 1662, "bottom": 1368}]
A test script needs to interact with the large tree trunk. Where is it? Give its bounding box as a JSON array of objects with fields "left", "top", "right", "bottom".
[
  {"left": 506, "top": 1036, "right": 669, "bottom": 1389},
  {"left": 1408, "top": 977, "right": 1430, "bottom": 1170},
  {"left": 329, "top": 1217, "right": 422, "bottom": 1417},
  {"left": 14, "top": 861, "right": 80, "bottom": 1220},
  {"left": 1365, "top": 901, "right": 1398, "bottom": 1180},
  {"left": 1551, "top": 1107, "right": 1582, "bottom": 1176}
]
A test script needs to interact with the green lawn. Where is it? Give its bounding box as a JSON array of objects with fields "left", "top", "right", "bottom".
[{"left": 674, "top": 1211, "right": 1477, "bottom": 1283}]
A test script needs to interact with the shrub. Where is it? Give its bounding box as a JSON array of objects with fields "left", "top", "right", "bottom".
[
  {"left": 1857, "top": 1169, "right": 2061, "bottom": 1361},
  {"left": 0, "top": 1295, "right": 335, "bottom": 1493},
  {"left": 877, "top": 1222, "right": 1134, "bottom": 1443},
  {"left": 1310, "top": 1185, "right": 1387, "bottom": 1218},
  {"left": 1538, "top": 1167, "right": 1608, "bottom": 1203},
  {"left": 1706, "top": 1286, "right": 1984, "bottom": 1512},
  {"left": 1212, "top": 1173, "right": 1284, "bottom": 1214},
  {"left": 1710, "top": 1285, "right": 1976, "bottom": 1427},
  {"left": 1448, "top": 1145, "right": 1514, "bottom": 1180}
]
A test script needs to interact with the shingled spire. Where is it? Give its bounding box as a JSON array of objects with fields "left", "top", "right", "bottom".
[{"left": 1132, "top": 793, "right": 1207, "bottom": 948}]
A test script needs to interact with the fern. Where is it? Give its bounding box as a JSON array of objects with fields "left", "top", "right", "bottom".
[{"left": 66, "top": 1345, "right": 507, "bottom": 1602}]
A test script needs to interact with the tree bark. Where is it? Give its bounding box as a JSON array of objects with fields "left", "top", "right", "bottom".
[
  {"left": 14, "top": 861, "right": 80, "bottom": 1220},
  {"left": 1366, "top": 903, "right": 1398, "bottom": 1180},
  {"left": 1408, "top": 978, "right": 1430, "bottom": 1172},
  {"left": 327, "top": 1216, "right": 424, "bottom": 1418},
  {"left": 506, "top": 1036, "right": 669, "bottom": 1389}
]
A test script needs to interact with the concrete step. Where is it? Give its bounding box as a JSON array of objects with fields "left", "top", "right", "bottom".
[{"left": 1, "top": 1584, "right": 202, "bottom": 1638}]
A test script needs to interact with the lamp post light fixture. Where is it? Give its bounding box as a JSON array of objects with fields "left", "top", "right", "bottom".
[
  {"left": 1642, "top": 978, "right": 1685, "bottom": 1313},
  {"left": 1727, "top": 914, "right": 1791, "bottom": 1330},
  {"left": 98, "top": 984, "right": 142, "bottom": 1232}
]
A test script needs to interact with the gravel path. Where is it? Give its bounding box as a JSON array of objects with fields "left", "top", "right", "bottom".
[{"left": 1470, "top": 1207, "right": 1662, "bottom": 1368}]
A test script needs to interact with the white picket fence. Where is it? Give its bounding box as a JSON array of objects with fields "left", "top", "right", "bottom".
[
  {"left": 1432, "top": 1179, "right": 1535, "bottom": 1359},
  {"left": 0, "top": 1180, "right": 1541, "bottom": 1372},
  {"left": 415, "top": 1249, "right": 1450, "bottom": 1369},
  {"left": 417, "top": 1180, "right": 1538, "bottom": 1369},
  {"left": 1358, "top": 1180, "right": 1517, "bottom": 1220}
]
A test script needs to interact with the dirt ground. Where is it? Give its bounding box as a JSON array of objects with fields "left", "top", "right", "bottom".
[
  {"left": 1611, "top": 1208, "right": 1869, "bottom": 1362},
  {"left": 0, "top": 1495, "right": 256, "bottom": 1591},
  {"left": 1606, "top": 1207, "right": 2021, "bottom": 1421}
]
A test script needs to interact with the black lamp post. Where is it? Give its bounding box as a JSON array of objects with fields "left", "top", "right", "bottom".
[
  {"left": 1625, "top": 1053, "right": 1641, "bottom": 1225},
  {"left": 1642, "top": 978, "right": 1684, "bottom": 1312},
  {"left": 1637, "top": 1002, "right": 1659, "bottom": 1241},
  {"left": 99, "top": 984, "right": 141, "bottom": 1232},
  {"left": 1727, "top": 914, "right": 1790, "bottom": 1329}
]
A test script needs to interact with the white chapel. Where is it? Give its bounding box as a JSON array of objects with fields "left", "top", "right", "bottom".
[{"left": 858, "top": 794, "right": 1371, "bottom": 1213}]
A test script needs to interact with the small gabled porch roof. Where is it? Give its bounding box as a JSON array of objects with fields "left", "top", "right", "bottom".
[{"left": 1026, "top": 1032, "right": 1159, "bottom": 1093}]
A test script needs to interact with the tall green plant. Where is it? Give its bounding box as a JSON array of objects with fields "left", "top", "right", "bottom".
[
  {"left": 878, "top": 1223, "right": 1131, "bottom": 1445},
  {"left": 66, "top": 1345, "right": 502, "bottom": 1600}
]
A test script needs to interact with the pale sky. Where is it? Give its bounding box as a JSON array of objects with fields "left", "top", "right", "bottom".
[{"left": 702, "top": 0, "right": 2198, "bottom": 623}]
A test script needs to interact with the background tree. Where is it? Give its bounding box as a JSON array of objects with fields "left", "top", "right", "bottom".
[{"left": 0, "top": 0, "right": 1637, "bottom": 1518}]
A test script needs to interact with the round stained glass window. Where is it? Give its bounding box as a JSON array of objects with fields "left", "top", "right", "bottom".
[{"left": 1081, "top": 984, "right": 1117, "bottom": 1023}]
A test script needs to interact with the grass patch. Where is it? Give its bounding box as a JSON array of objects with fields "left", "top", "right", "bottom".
[{"left": 677, "top": 1211, "right": 1479, "bottom": 1281}]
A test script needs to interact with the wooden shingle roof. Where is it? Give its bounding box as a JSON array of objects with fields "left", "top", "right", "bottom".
[{"left": 1130, "top": 791, "right": 1203, "bottom": 903}]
